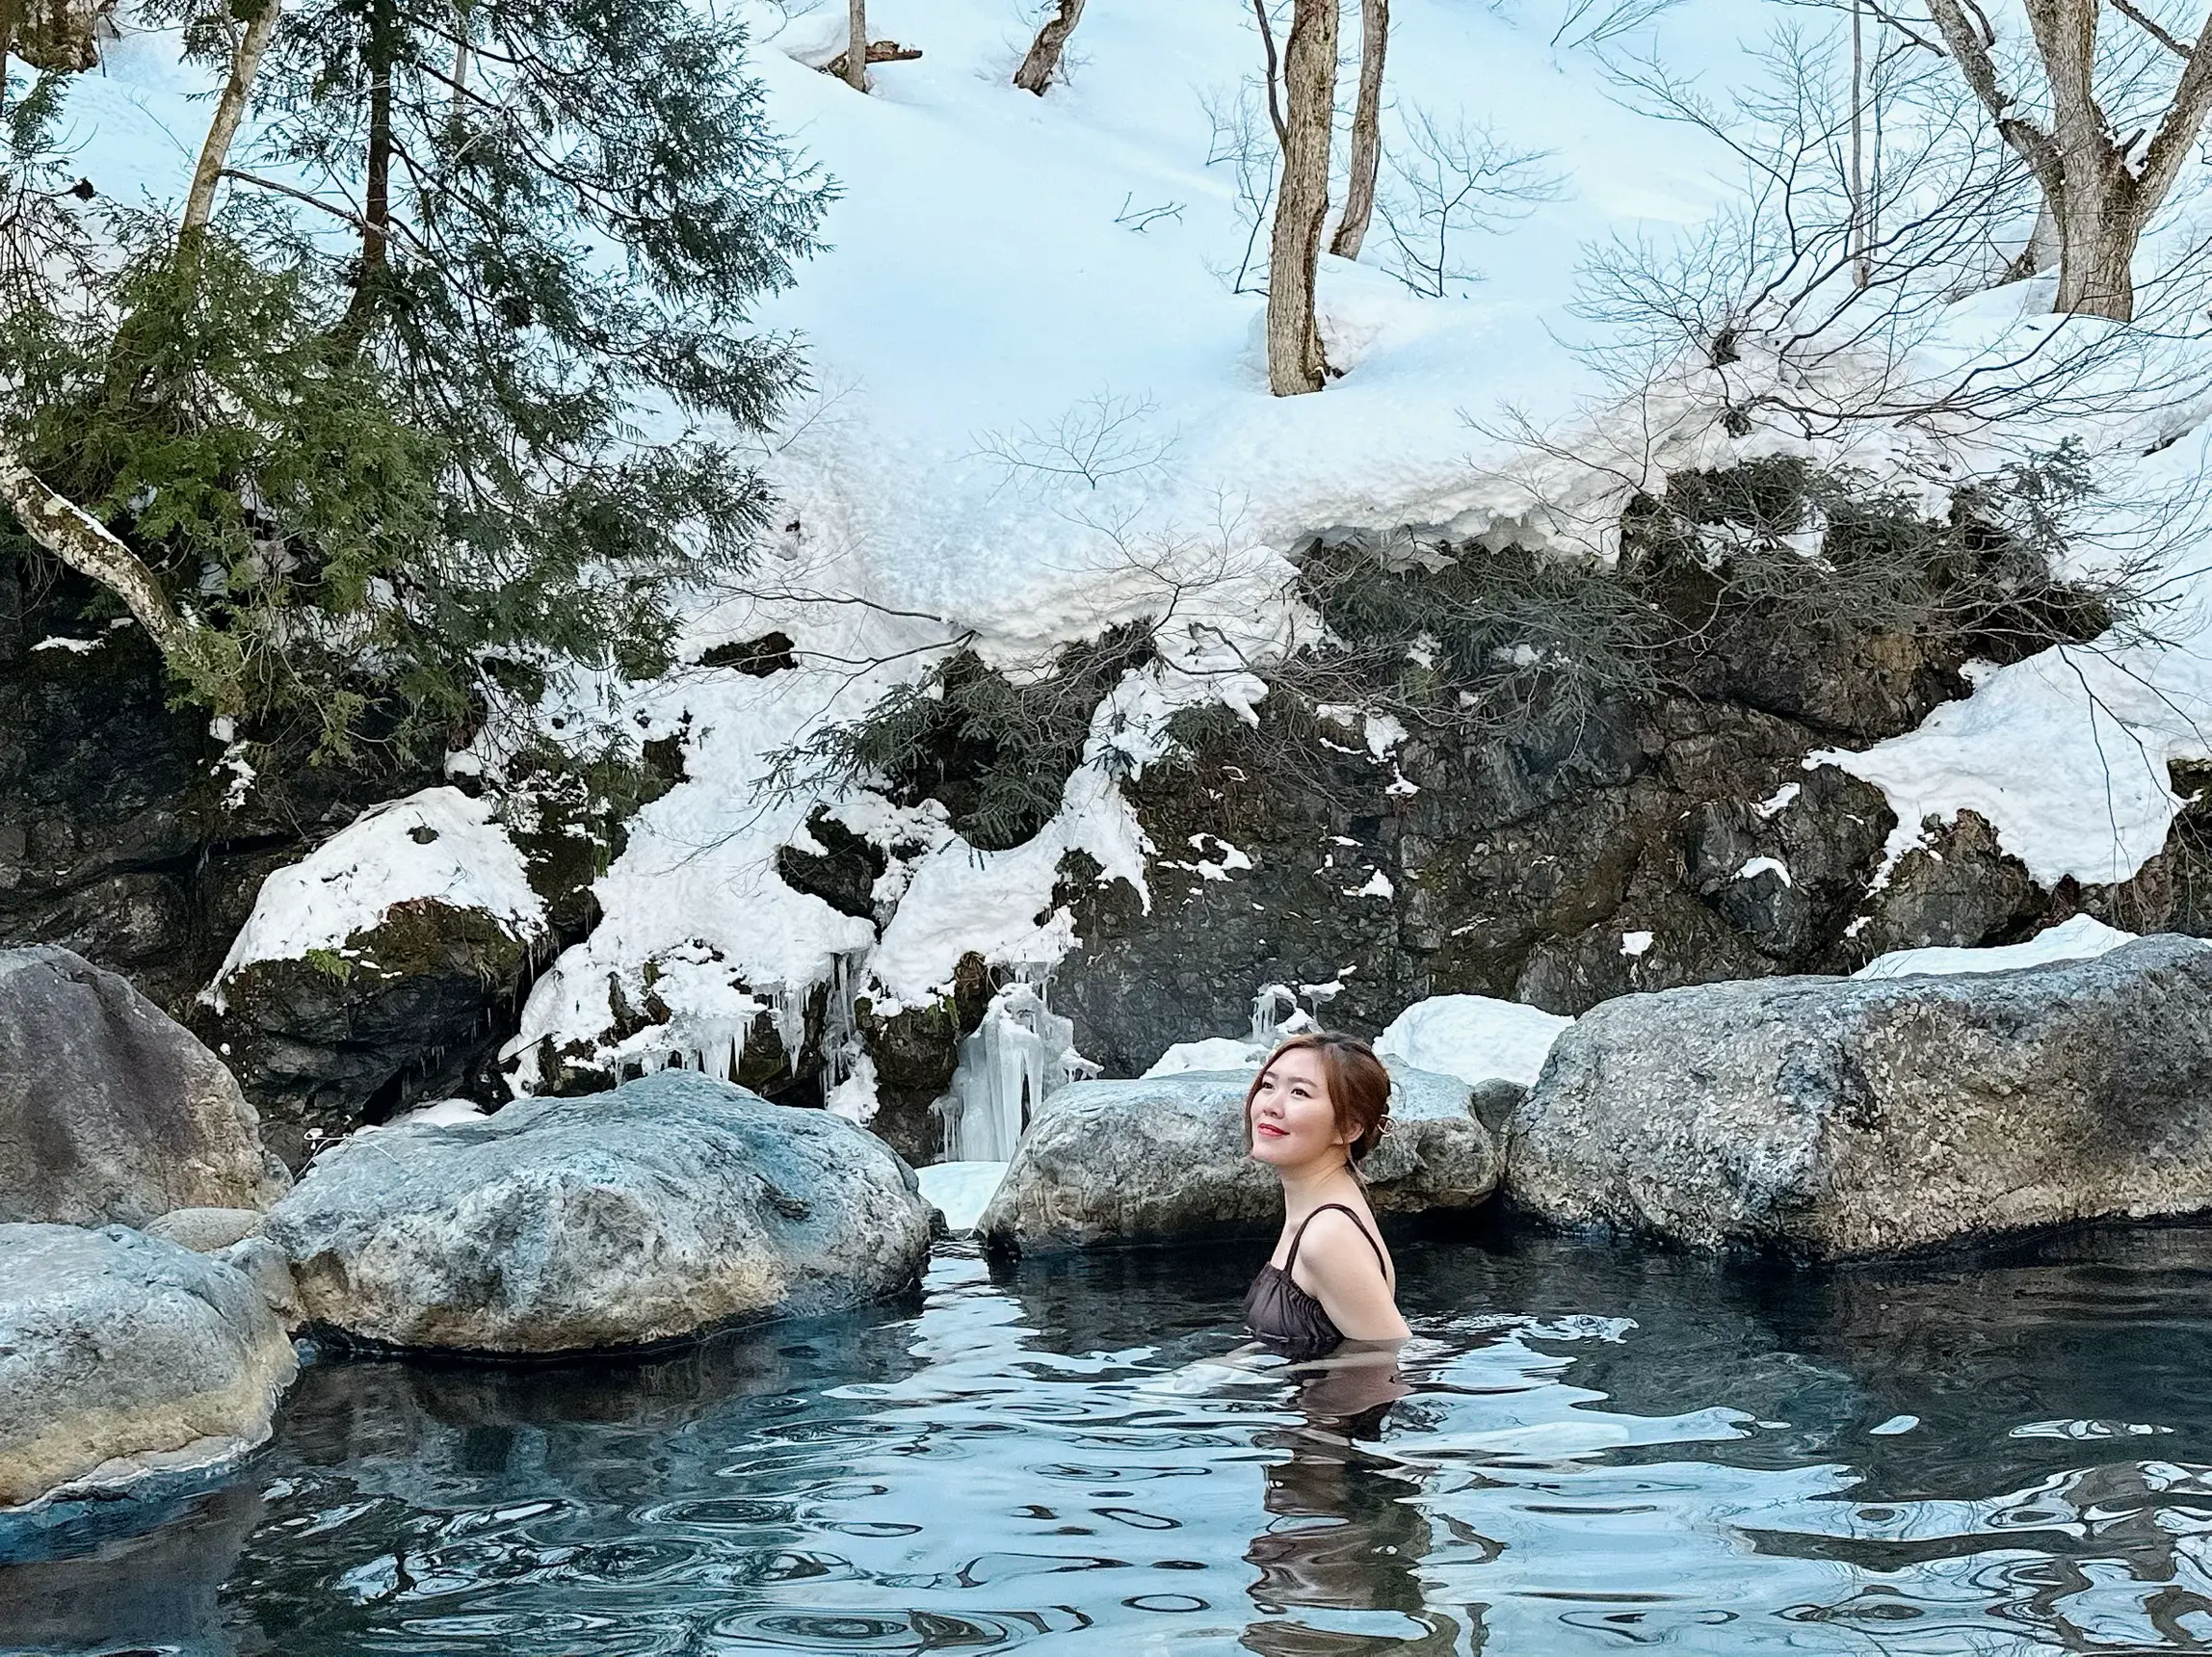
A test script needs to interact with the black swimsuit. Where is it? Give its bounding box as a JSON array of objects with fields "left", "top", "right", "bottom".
[{"left": 1243, "top": 1202, "right": 1391, "bottom": 1360}]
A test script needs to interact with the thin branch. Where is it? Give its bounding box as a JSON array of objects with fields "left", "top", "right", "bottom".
[
  {"left": 1252, "top": 0, "right": 1289, "bottom": 151},
  {"left": 2106, "top": 0, "right": 2193, "bottom": 59}
]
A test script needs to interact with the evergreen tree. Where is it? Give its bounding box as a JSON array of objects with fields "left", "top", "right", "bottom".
[{"left": 0, "top": 0, "right": 828, "bottom": 761}]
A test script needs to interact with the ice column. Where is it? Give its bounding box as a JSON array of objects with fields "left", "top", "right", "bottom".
[{"left": 941, "top": 977, "right": 1096, "bottom": 1161}]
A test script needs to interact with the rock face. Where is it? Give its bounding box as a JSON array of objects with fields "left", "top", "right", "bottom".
[
  {"left": 0, "top": 1224, "right": 298, "bottom": 1510},
  {"left": 0, "top": 947, "right": 288, "bottom": 1226},
  {"left": 262, "top": 1071, "right": 934, "bottom": 1353},
  {"left": 977, "top": 1064, "right": 1499, "bottom": 1253},
  {"left": 1508, "top": 935, "right": 2212, "bottom": 1258}
]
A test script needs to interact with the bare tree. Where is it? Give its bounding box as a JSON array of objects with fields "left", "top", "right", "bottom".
[
  {"left": 1330, "top": 0, "right": 1389, "bottom": 258},
  {"left": 1201, "top": 82, "right": 1279, "bottom": 292},
  {"left": 845, "top": 0, "right": 866, "bottom": 91},
  {"left": 1267, "top": 0, "right": 1338, "bottom": 394},
  {"left": 1378, "top": 109, "right": 1561, "bottom": 296},
  {"left": 1922, "top": 0, "right": 2212, "bottom": 320},
  {"left": 1014, "top": 0, "right": 1085, "bottom": 95}
]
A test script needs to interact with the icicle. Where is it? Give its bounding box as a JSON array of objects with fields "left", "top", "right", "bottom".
[
  {"left": 769, "top": 982, "right": 808, "bottom": 1074},
  {"left": 1251, "top": 984, "right": 1300, "bottom": 1043},
  {"left": 941, "top": 977, "right": 1096, "bottom": 1161},
  {"left": 819, "top": 948, "right": 869, "bottom": 1091}
]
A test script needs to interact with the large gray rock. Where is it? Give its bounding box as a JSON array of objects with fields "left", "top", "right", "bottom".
[
  {"left": 0, "top": 1224, "right": 298, "bottom": 1510},
  {"left": 1508, "top": 934, "right": 2212, "bottom": 1258},
  {"left": 0, "top": 946, "right": 288, "bottom": 1226},
  {"left": 261, "top": 1071, "right": 933, "bottom": 1353},
  {"left": 976, "top": 1063, "right": 1499, "bottom": 1253}
]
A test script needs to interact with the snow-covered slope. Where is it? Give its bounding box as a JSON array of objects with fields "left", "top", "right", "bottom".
[{"left": 86, "top": 0, "right": 2212, "bottom": 1108}]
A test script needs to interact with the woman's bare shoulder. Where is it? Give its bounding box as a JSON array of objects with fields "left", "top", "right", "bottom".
[{"left": 1298, "top": 1204, "right": 1392, "bottom": 1277}]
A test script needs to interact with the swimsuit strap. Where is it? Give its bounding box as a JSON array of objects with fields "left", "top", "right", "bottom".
[{"left": 1283, "top": 1201, "right": 1388, "bottom": 1279}]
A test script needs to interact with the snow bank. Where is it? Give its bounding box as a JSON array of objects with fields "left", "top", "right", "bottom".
[
  {"left": 1143, "top": 1037, "right": 1270, "bottom": 1077},
  {"left": 1814, "top": 425, "right": 2212, "bottom": 890},
  {"left": 205, "top": 788, "right": 546, "bottom": 1011},
  {"left": 1375, "top": 994, "right": 1574, "bottom": 1089},
  {"left": 871, "top": 770, "right": 1151, "bottom": 1007},
  {"left": 1851, "top": 914, "right": 2147, "bottom": 981},
  {"left": 916, "top": 1160, "right": 1008, "bottom": 1234}
]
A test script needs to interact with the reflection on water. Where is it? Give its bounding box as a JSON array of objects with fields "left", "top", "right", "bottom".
[{"left": 11, "top": 1223, "right": 2212, "bottom": 1653}]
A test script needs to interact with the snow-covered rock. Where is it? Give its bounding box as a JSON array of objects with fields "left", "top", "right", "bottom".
[
  {"left": 262, "top": 1072, "right": 932, "bottom": 1353},
  {"left": 206, "top": 788, "right": 546, "bottom": 998},
  {"left": 1509, "top": 935, "right": 2212, "bottom": 1258},
  {"left": 1852, "top": 912, "right": 2146, "bottom": 980},
  {"left": 977, "top": 1063, "right": 1498, "bottom": 1253},
  {"left": 0, "top": 947, "right": 289, "bottom": 1226},
  {"left": 1142, "top": 1036, "right": 1270, "bottom": 1076},
  {"left": 198, "top": 788, "right": 553, "bottom": 1163},
  {"left": 0, "top": 1224, "right": 298, "bottom": 1510},
  {"left": 1374, "top": 994, "right": 1573, "bottom": 1089}
]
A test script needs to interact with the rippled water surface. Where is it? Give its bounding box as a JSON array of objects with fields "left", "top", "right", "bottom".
[{"left": 13, "top": 1223, "right": 2212, "bottom": 1655}]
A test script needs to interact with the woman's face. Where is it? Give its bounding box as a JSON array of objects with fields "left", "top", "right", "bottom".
[{"left": 1248, "top": 1047, "right": 1346, "bottom": 1170}]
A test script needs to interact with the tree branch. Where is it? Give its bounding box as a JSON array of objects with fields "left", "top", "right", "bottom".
[
  {"left": 1925, "top": 0, "right": 2069, "bottom": 208},
  {"left": 220, "top": 168, "right": 368, "bottom": 228},
  {"left": 1252, "top": 0, "right": 1290, "bottom": 151},
  {"left": 2106, "top": 0, "right": 2192, "bottom": 58},
  {"left": 2134, "top": 1, "right": 2212, "bottom": 205},
  {"left": 179, "top": 0, "right": 284, "bottom": 252},
  {"left": 0, "top": 449, "right": 204, "bottom": 668}
]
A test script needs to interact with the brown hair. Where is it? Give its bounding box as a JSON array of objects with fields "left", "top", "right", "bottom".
[{"left": 1244, "top": 1031, "right": 1393, "bottom": 1165}]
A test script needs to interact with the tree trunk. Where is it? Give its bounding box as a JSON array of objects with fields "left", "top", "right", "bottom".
[
  {"left": 2053, "top": 200, "right": 2140, "bottom": 321},
  {"left": 845, "top": 0, "right": 867, "bottom": 91},
  {"left": 1847, "top": 0, "right": 1869, "bottom": 288},
  {"left": 1329, "top": 0, "right": 1387, "bottom": 259},
  {"left": 1266, "top": 0, "right": 1336, "bottom": 396},
  {"left": 336, "top": 5, "right": 395, "bottom": 340},
  {"left": 1926, "top": 0, "right": 2212, "bottom": 322},
  {"left": 12, "top": 0, "right": 96, "bottom": 73},
  {"left": 178, "top": 0, "right": 283, "bottom": 253},
  {"left": 1013, "top": 0, "right": 1084, "bottom": 95},
  {"left": 0, "top": 449, "right": 200, "bottom": 669}
]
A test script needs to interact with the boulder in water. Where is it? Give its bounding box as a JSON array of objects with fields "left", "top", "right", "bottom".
[
  {"left": 0, "top": 946, "right": 289, "bottom": 1226},
  {"left": 0, "top": 1224, "right": 298, "bottom": 1510},
  {"left": 262, "top": 1071, "right": 933, "bottom": 1353},
  {"left": 1508, "top": 934, "right": 2212, "bottom": 1258},
  {"left": 977, "top": 1063, "right": 1499, "bottom": 1253}
]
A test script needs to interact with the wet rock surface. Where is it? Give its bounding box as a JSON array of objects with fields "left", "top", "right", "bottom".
[
  {"left": 0, "top": 946, "right": 288, "bottom": 1226},
  {"left": 0, "top": 1223, "right": 298, "bottom": 1510},
  {"left": 263, "top": 1071, "right": 934, "bottom": 1354},
  {"left": 1507, "top": 935, "right": 2212, "bottom": 1257},
  {"left": 977, "top": 1063, "right": 1498, "bottom": 1252}
]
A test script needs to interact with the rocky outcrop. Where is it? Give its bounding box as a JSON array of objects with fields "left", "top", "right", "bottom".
[
  {"left": 0, "top": 946, "right": 288, "bottom": 1226},
  {"left": 977, "top": 1063, "right": 1498, "bottom": 1253},
  {"left": 200, "top": 897, "right": 543, "bottom": 1169},
  {"left": 262, "top": 1071, "right": 933, "bottom": 1353},
  {"left": 197, "top": 787, "right": 566, "bottom": 1166},
  {"left": 0, "top": 1224, "right": 298, "bottom": 1510},
  {"left": 1507, "top": 935, "right": 2212, "bottom": 1258}
]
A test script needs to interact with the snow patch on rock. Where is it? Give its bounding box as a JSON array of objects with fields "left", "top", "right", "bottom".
[
  {"left": 1375, "top": 994, "right": 1573, "bottom": 1089},
  {"left": 206, "top": 788, "right": 546, "bottom": 1012}
]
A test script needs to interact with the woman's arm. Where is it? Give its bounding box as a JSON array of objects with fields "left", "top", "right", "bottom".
[{"left": 1294, "top": 1211, "right": 1410, "bottom": 1342}]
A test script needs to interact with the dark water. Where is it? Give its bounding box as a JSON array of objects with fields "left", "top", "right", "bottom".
[{"left": 12, "top": 1223, "right": 2212, "bottom": 1656}]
